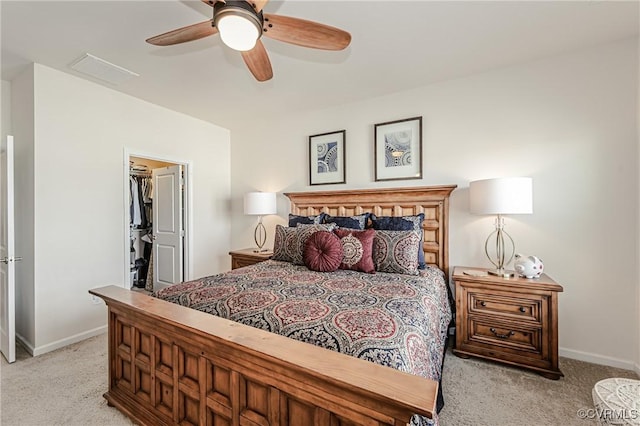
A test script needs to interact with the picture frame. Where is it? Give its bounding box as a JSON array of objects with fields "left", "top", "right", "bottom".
[
  {"left": 309, "top": 130, "right": 346, "bottom": 185},
  {"left": 374, "top": 116, "right": 422, "bottom": 182}
]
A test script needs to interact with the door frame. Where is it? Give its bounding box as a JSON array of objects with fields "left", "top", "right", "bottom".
[
  {"left": 123, "top": 148, "right": 193, "bottom": 289},
  {"left": 1, "top": 135, "right": 16, "bottom": 363}
]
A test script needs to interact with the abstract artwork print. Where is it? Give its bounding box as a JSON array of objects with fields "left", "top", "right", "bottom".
[
  {"left": 384, "top": 130, "right": 412, "bottom": 168},
  {"left": 375, "top": 117, "right": 422, "bottom": 181},
  {"left": 309, "top": 130, "right": 346, "bottom": 185},
  {"left": 317, "top": 141, "right": 338, "bottom": 173}
]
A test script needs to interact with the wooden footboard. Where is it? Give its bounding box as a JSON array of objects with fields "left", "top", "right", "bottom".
[{"left": 90, "top": 286, "right": 438, "bottom": 426}]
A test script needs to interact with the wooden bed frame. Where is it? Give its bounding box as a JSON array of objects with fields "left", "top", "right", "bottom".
[{"left": 90, "top": 185, "right": 456, "bottom": 426}]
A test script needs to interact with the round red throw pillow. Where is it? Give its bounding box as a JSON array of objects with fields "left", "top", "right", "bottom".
[{"left": 303, "top": 231, "right": 343, "bottom": 272}]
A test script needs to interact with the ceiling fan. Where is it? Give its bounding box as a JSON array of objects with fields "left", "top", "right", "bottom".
[{"left": 146, "top": 0, "right": 351, "bottom": 82}]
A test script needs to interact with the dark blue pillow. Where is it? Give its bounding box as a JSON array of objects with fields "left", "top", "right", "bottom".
[
  {"left": 288, "top": 213, "right": 326, "bottom": 227},
  {"left": 370, "top": 213, "right": 426, "bottom": 269},
  {"left": 324, "top": 213, "right": 370, "bottom": 230}
]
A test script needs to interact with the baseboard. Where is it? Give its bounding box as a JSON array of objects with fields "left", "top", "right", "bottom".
[
  {"left": 560, "top": 347, "right": 636, "bottom": 371},
  {"left": 15, "top": 332, "right": 35, "bottom": 356},
  {"left": 31, "top": 325, "right": 107, "bottom": 357},
  {"left": 635, "top": 362, "right": 640, "bottom": 377}
]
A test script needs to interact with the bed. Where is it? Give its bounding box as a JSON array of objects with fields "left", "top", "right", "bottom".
[{"left": 90, "top": 185, "right": 456, "bottom": 426}]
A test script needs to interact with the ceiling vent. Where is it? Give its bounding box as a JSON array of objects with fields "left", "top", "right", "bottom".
[{"left": 69, "top": 53, "right": 139, "bottom": 85}]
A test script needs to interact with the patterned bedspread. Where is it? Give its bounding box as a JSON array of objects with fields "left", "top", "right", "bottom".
[{"left": 154, "top": 260, "right": 451, "bottom": 424}]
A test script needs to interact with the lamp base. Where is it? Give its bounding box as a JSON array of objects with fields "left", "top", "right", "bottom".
[
  {"left": 253, "top": 218, "right": 267, "bottom": 253},
  {"left": 487, "top": 269, "right": 515, "bottom": 278},
  {"left": 252, "top": 248, "right": 269, "bottom": 253}
]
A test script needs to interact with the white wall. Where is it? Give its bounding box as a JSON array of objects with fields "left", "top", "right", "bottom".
[
  {"left": 230, "top": 38, "right": 639, "bottom": 370},
  {"left": 11, "top": 64, "right": 231, "bottom": 354}
]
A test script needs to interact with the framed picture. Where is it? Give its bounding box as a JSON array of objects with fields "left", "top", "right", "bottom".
[
  {"left": 374, "top": 116, "right": 422, "bottom": 181},
  {"left": 309, "top": 130, "right": 346, "bottom": 185}
]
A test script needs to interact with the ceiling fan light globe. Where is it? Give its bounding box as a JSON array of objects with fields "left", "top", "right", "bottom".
[{"left": 218, "top": 15, "right": 260, "bottom": 51}]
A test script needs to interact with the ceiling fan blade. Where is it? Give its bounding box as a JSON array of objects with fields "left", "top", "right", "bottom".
[
  {"left": 146, "top": 20, "right": 217, "bottom": 46},
  {"left": 241, "top": 40, "right": 273, "bottom": 82},
  {"left": 251, "top": 0, "right": 269, "bottom": 13},
  {"left": 263, "top": 14, "right": 351, "bottom": 51}
]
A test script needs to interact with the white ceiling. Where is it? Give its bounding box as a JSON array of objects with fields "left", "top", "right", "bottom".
[{"left": 2, "top": 1, "right": 638, "bottom": 131}]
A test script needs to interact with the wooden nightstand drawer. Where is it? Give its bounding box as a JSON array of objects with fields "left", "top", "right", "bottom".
[
  {"left": 466, "top": 318, "right": 542, "bottom": 358},
  {"left": 468, "top": 292, "right": 542, "bottom": 323},
  {"left": 232, "top": 257, "right": 261, "bottom": 269},
  {"left": 229, "top": 249, "right": 272, "bottom": 270}
]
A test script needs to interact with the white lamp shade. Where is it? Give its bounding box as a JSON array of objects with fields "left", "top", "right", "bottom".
[
  {"left": 217, "top": 15, "right": 259, "bottom": 51},
  {"left": 469, "top": 177, "right": 533, "bottom": 215},
  {"left": 244, "top": 192, "right": 277, "bottom": 216}
]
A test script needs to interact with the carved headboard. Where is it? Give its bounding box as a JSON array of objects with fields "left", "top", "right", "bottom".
[{"left": 284, "top": 185, "right": 456, "bottom": 278}]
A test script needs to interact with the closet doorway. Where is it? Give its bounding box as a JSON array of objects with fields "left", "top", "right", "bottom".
[{"left": 125, "top": 153, "right": 191, "bottom": 292}]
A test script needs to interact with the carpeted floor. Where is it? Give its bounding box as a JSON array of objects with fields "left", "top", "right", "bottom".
[
  {"left": 1, "top": 333, "right": 638, "bottom": 426},
  {"left": 439, "top": 349, "right": 638, "bottom": 425}
]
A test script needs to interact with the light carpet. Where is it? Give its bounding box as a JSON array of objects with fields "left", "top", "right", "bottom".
[{"left": 1, "top": 333, "right": 637, "bottom": 426}]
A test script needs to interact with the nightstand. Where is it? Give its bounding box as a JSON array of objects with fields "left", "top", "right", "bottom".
[
  {"left": 452, "top": 266, "right": 564, "bottom": 380},
  {"left": 229, "top": 248, "right": 272, "bottom": 270}
]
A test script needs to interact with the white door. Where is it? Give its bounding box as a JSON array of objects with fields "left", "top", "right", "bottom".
[
  {"left": 152, "top": 165, "right": 183, "bottom": 289},
  {"left": 1, "top": 136, "right": 16, "bottom": 363}
]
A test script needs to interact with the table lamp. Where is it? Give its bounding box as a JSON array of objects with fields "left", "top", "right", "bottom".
[
  {"left": 244, "top": 192, "right": 277, "bottom": 252},
  {"left": 469, "top": 177, "right": 533, "bottom": 277}
]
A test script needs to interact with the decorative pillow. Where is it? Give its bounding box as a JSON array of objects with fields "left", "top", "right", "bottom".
[
  {"left": 303, "top": 231, "right": 343, "bottom": 272},
  {"left": 324, "top": 213, "right": 370, "bottom": 230},
  {"left": 293, "top": 223, "right": 337, "bottom": 265},
  {"left": 273, "top": 223, "right": 336, "bottom": 264},
  {"left": 288, "top": 213, "right": 326, "bottom": 227},
  {"left": 370, "top": 213, "right": 426, "bottom": 269},
  {"left": 372, "top": 230, "right": 421, "bottom": 275},
  {"left": 272, "top": 225, "right": 299, "bottom": 263},
  {"left": 333, "top": 228, "right": 375, "bottom": 274}
]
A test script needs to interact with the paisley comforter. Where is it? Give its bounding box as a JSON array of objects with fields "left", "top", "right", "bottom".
[{"left": 154, "top": 260, "right": 452, "bottom": 425}]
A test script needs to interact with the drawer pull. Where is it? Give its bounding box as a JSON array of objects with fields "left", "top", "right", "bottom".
[
  {"left": 519, "top": 306, "right": 526, "bottom": 313},
  {"left": 490, "top": 328, "right": 515, "bottom": 339},
  {"left": 480, "top": 301, "right": 487, "bottom": 307}
]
